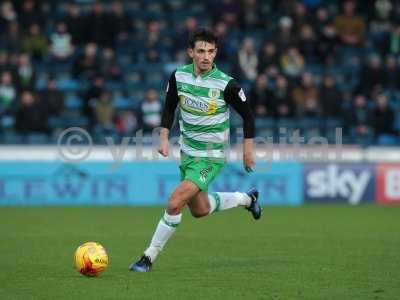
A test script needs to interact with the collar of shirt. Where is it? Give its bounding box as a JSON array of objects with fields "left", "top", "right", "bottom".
[{"left": 188, "top": 63, "right": 218, "bottom": 79}]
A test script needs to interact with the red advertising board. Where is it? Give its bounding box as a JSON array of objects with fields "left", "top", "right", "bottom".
[{"left": 376, "top": 164, "right": 400, "bottom": 204}]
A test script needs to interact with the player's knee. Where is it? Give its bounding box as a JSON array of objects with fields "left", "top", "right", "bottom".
[
  {"left": 190, "top": 209, "right": 208, "bottom": 218},
  {"left": 166, "top": 198, "right": 183, "bottom": 215}
]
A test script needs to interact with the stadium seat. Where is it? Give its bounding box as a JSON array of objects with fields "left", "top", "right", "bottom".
[
  {"left": 26, "top": 133, "right": 49, "bottom": 144},
  {"left": 65, "top": 93, "right": 83, "bottom": 110}
]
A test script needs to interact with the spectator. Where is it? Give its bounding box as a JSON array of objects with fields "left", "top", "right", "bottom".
[
  {"left": 213, "top": 21, "right": 234, "bottom": 64},
  {"left": 297, "top": 23, "right": 319, "bottom": 63},
  {"left": 0, "top": 51, "right": 11, "bottom": 73},
  {"left": 116, "top": 110, "right": 138, "bottom": 135},
  {"left": 249, "top": 74, "right": 271, "bottom": 117},
  {"left": 73, "top": 42, "right": 99, "bottom": 79},
  {"left": 100, "top": 47, "right": 122, "bottom": 81},
  {"left": 141, "top": 89, "right": 162, "bottom": 133},
  {"left": 17, "top": 0, "right": 41, "bottom": 29},
  {"left": 109, "top": 1, "right": 133, "bottom": 45},
  {"left": 347, "top": 94, "right": 374, "bottom": 146},
  {"left": 334, "top": 0, "right": 366, "bottom": 46},
  {"left": 40, "top": 78, "right": 64, "bottom": 116},
  {"left": 22, "top": 23, "right": 48, "bottom": 61},
  {"left": 314, "top": 7, "right": 338, "bottom": 64},
  {"left": 0, "top": 1, "right": 17, "bottom": 32},
  {"left": 276, "top": 16, "right": 296, "bottom": 53},
  {"left": 384, "top": 23, "right": 400, "bottom": 56},
  {"left": 175, "top": 17, "right": 197, "bottom": 51},
  {"left": 94, "top": 91, "right": 115, "bottom": 128},
  {"left": 241, "top": 0, "right": 262, "bottom": 30},
  {"left": 2, "top": 21, "right": 21, "bottom": 53},
  {"left": 373, "top": 93, "right": 396, "bottom": 143},
  {"left": 370, "top": 0, "right": 393, "bottom": 54},
  {"left": 270, "top": 74, "right": 294, "bottom": 119},
  {"left": 0, "top": 70, "right": 16, "bottom": 113},
  {"left": 218, "top": 0, "right": 241, "bottom": 28},
  {"left": 144, "top": 21, "right": 164, "bottom": 63},
  {"left": 357, "top": 54, "right": 385, "bottom": 96},
  {"left": 292, "top": 72, "right": 320, "bottom": 117},
  {"left": 50, "top": 22, "right": 75, "bottom": 62},
  {"left": 14, "top": 53, "right": 36, "bottom": 91},
  {"left": 382, "top": 55, "right": 400, "bottom": 90},
  {"left": 15, "top": 90, "right": 49, "bottom": 134},
  {"left": 258, "top": 41, "right": 280, "bottom": 75},
  {"left": 280, "top": 46, "right": 305, "bottom": 77},
  {"left": 65, "top": 4, "right": 87, "bottom": 45},
  {"left": 292, "top": 2, "right": 309, "bottom": 34},
  {"left": 83, "top": 75, "right": 104, "bottom": 127},
  {"left": 87, "top": 2, "right": 112, "bottom": 47},
  {"left": 320, "top": 75, "right": 343, "bottom": 118},
  {"left": 235, "top": 38, "right": 258, "bottom": 82}
]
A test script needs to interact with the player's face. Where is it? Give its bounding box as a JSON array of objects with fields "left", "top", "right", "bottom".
[{"left": 188, "top": 41, "right": 217, "bottom": 74}]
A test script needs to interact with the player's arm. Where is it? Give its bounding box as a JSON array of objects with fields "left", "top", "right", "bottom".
[
  {"left": 224, "top": 79, "right": 256, "bottom": 172},
  {"left": 159, "top": 71, "right": 179, "bottom": 157}
]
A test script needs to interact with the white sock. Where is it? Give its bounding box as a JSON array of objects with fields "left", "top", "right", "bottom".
[
  {"left": 144, "top": 211, "right": 182, "bottom": 262},
  {"left": 208, "top": 192, "right": 251, "bottom": 214}
]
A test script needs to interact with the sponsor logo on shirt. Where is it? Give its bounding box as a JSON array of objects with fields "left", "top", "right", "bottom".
[{"left": 180, "top": 95, "right": 218, "bottom": 114}]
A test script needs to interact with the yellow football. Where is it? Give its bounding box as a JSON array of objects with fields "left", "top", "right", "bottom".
[{"left": 74, "top": 242, "right": 108, "bottom": 277}]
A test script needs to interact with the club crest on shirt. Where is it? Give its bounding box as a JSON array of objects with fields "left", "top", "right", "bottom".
[
  {"left": 199, "top": 166, "right": 213, "bottom": 182},
  {"left": 208, "top": 88, "right": 220, "bottom": 99}
]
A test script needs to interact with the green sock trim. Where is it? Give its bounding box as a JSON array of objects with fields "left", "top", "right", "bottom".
[
  {"left": 162, "top": 216, "right": 180, "bottom": 228},
  {"left": 211, "top": 192, "right": 221, "bottom": 212}
]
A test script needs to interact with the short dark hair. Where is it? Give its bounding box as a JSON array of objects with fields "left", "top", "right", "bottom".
[{"left": 188, "top": 28, "right": 218, "bottom": 49}]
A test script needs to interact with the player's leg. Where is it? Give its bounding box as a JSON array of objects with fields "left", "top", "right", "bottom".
[
  {"left": 129, "top": 180, "right": 200, "bottom": 272},
  {"left": 144, "top": 180, "right": 199, "bottom": 260},
  {"left": 185, "top": 155, "right": 262, "bottom": 219},
  {"left": 188, "top": 189, "right": 261, "bottom": 218},
  {"left": 187, "top": 191, "right": 210, "bottom": 218},
  {"left": 166, "top": 180, "right": 200, "bottom": 215}
]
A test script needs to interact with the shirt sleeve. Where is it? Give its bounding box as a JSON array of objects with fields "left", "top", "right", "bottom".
[
  {"left": 160, "top": 70, "right": 178, "bottom": 129},
  {"left": 224, "top": 79, "right": 255, "bottom": 138}
]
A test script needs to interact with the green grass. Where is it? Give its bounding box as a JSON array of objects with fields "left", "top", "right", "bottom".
[{"left": 0, "top": 205, "right": 399, "bottom": 300}]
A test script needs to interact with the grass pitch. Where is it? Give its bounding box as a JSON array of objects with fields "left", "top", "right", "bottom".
[{"left": 0, "top": 205, "right": 399, "bottom": 300}]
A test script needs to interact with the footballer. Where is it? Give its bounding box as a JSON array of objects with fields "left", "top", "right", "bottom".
[{"left": 130, "top": 28, "right": 262, "bottom": 272}]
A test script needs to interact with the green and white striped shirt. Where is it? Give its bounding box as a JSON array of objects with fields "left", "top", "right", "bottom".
[{"left": 161, "top": 63, "right": 255, "bottom": 160}]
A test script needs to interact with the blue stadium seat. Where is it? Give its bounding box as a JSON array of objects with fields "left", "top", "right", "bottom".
[
  {"left": 2, "top": 132, "right": 23, "bottom": 144},
  {"left": 57, "top": 78, "right": 80, "bottom": 92},
  {"left": 26, "top": 133, "right": 49, "bottom": 144},
  {"left": 65, "top": 93, "right": 83, "bottom": 110},
  {"left": 377, "top": 134, "right": 399, "bottom": 146},
  {"left": 0, "top": 115, "right": 15, "bottom": 129},
  {"left": 48, "top": 116, "right": 88, "bottom": 128},
  {"left": 114, "top": 96, "right": 134, "bottom": 110}
]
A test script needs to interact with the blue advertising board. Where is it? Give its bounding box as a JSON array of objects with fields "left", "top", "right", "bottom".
[
  {"left": 0, "top": 161, "right": 303, "bottom": 206},
  {"left": 303, "top": 163, "right": 376, "bottom": 204}
]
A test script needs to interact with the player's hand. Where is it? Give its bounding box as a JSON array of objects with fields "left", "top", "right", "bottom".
[
  {"left": 158, "top": 141, "right": 169, "bottom": 157},
  {"left": 243, "top": 138, "right": 254, "bottom": 172},
  {"left": 158, "top": 128, "right": 170, "bottom": 157},
  {"left": 243, "top": 152, "right": 255, "bottom": 173}
]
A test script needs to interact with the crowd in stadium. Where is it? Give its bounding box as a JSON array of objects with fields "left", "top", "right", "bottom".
[{"left": 0, "top": 0, "right": 400, "bottom": 145}]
